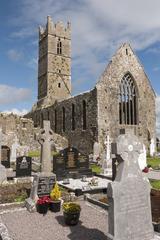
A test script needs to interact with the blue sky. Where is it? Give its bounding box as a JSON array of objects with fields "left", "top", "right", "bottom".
[{"left": 0, "top": 0, "right": 160, "bottom": 136}]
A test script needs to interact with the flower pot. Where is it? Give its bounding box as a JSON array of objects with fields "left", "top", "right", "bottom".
[
  {"left": 36, "top": 203, "right": 48, "bottom": 214},
  {"left": 49, "top": 200, "right": 61, "bottom": 212},
  {"left": 63, "top": 211, "right": 80, "bottom": 225}
]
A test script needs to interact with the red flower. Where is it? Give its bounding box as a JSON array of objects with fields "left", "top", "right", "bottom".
[
  {"left": 37, "top": 196, "right": 51, "bottom": 205},
  {"left": 142, "top": 167, "right": 149, "bottom": 173}
]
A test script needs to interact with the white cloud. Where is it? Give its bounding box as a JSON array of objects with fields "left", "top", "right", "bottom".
[
  {"left": 2, "top": 109, "right": 28, "bottom": 116},
  {"left": 10, "top": 0, "right": 160, "bottom": 88},
  {"left": 0, "top": 85, "right": 31, "bottom": 105},
  {"left": 153, "top": 67, "right": 160, "bottom": 72},
  {"left": 7, "top": 49, "right": 23, "bottom": 61}
]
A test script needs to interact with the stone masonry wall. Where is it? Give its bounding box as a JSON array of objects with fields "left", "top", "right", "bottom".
[
  {"left": 96, "top": 43, "right": 156, "bottom": 152},
  {"left": 28, "top": 88, "right": 98, "bottom": 155}
]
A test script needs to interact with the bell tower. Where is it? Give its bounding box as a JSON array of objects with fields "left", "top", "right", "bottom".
[{"left": 38, "top": 16, "right": 71, "bottom": 107}]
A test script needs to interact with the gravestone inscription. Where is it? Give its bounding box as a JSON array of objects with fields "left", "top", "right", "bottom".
[
  {"left": 25, "top": 173, "right": 56, "bottom": 212},
  {"left": 1, "top": 146, "right": 10, "bottom": 168},
  {"left": 16, "top": 156, "right": 32, "bottom": 177},
  {"left": 37, "top": 175, "right": 56, "bottom": 197},
  {"left": 53, "top": 147, "right": 91, "bottom": 179}
]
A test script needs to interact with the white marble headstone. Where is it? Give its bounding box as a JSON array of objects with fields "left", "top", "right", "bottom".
[
  {"left": 10, "top": 135, "right": 20, "bottom": 162},
  {"left": 138, "top": 144, "right": 147, "bottom": 170},
  {"left": 150, "top": 138, "right": 155, "bottom": 157},
  {"left": 93, "top": 142, "right": 100, "bottom": 162}
]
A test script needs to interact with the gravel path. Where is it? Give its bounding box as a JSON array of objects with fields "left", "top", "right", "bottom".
[{"left": 1, "top": 201, "right": 108, "bottom": 240}]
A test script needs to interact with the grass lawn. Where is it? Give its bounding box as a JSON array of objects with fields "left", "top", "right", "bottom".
[
  {"left": 28, "top": 151, "right": 40, "bottom": 157},
  {"left": 90, "top": 164, "right": 102, "bottom": 174},
  {"left": 147, "top": 157, "right": 160, "bottom": 169},
  {"left": 28, "top": 151, "right": 58, "bottom": 158},
  {"left": 149, "top": 180, "right": 160, "bottom": 190}
]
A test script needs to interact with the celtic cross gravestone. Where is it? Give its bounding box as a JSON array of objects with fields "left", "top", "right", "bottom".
[{"left": 107, "top": 133, "right": 154, "bottom": 240}]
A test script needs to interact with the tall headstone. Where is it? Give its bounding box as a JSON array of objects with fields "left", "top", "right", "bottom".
[
  {"left": 10, "top": 135, "right": 20, "bottom": 162},
  {"left": 150, "top": 138, "right": 155, "bottom": 157},
  {"left": 25, "top": 120, "right": 56, "bottom": 212},
  {"left": 102, "top": 135, "right": 112, "bottom": 175},
  {"left": 107, "top": 134, "right": 154, "bottom": 240},
  {"left": 1, "top": 146, "right": 10, "bottom": 168},
  {"left": 0, "top": 128, "right": 7, "bottom": 183},
  {"left": 93, "top": 142, "right": 100, "bottom": 162},
  {"left": 38, "top": 120, "right": 54, "bottom": 173},
  {"left": 138, "top": 143, "right": 147, "bottom": 170}
]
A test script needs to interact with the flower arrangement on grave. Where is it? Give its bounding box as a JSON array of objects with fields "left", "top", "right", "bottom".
[
  {"left": 36, "top": 196, "right": 50, "bottom": 214},
  {"left": 62, "top": 202, "right": 81, "bottom": 225},
  {"left": 89, "top": 177, "right": 98, "bottom": 186},
  {"left": 49, "top": 182, "right": 61, "bottom": 212}
]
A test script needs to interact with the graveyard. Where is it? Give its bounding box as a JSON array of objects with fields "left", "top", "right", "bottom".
[
  {"left": 0, "top": 6, "right": 160, "bottom": 240},
  {"left": 0, "top": 119, "right": 160, "bottom": 239}
]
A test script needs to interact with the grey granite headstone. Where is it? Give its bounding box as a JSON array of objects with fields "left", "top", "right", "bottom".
[
  {"left": 107, "top": 133, "right": 154, "bottom": 240},
  {"left": 25, "top": 172, "right": 56, "bottom": 212},
  {"left": 0, "top": 164, "right": 7, "bottom": 183},
  {"left": 37, "top": 120, "right": 53, "bottom": 173},
  {"left": 0, "top": 128, "right": 7, "bottom": 183}
]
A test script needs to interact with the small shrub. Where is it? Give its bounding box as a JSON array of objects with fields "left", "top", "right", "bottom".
[
  {"left": 63, "top": 202, "right": 81, "bottom": 213},
  {"left": 50, "top": 182, "right": 61, "bottom": 201}
]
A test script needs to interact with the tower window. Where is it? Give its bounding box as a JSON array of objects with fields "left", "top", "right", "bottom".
[
  {"left": 126, "top": 49, "right": 128, "bottom": 55},
  {"left": 58, "top": 83, "right": 61, "bottom": 88},
  {"left": 119, "top": 73, "right": 138, "bottom": 125},
  {"left": 59, "top": 70, "right": 61, "bottom": 73},
  {"left": 82, "top": 100, "right": 87, "bottom": 130},
  {"left": 72, "top": 104, "right": 75, "bottom": 131},
  {"left": 57, "top": 38, "right": 62, "bottom": 55},
  {"left": 55, "top": 110, "right": 57, "bottom": 133},
  {"left": 62, "top": 107, "right": 65, "bottom": 132}
]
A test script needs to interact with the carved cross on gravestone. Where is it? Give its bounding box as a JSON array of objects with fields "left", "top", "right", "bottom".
[
  {"left": 107, "top": 133, "right": 154, "bottom": 240},
  {"left": 38, "top": 120, "right": 53, "bottom": 173}
]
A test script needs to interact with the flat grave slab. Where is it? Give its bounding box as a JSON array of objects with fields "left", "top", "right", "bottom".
[{"left": 58, "top": 177, "right": 111, "bottom": 194}]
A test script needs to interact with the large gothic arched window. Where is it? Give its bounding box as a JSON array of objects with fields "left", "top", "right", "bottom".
[{"left": 119, "top": 73, "right": 138, "bottom": 125}]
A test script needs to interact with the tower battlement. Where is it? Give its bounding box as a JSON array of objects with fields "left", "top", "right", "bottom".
[{"left": 39, "top": 16, "right": 71, "bottom": 41}]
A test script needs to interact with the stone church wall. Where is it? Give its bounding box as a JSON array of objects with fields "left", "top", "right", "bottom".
[
  {"left": 96, "top": 43, "right": 156, "bottom": 151},
  {"left": 28, "top": 88, "right": 98, "bottom": 154}
]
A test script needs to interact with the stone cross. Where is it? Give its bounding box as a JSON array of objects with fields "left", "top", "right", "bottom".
[
  {"left": 37, "top": 120, "right": 53, "bottom": 173},
  {"left": 107, "top": 133, "right": 154, "bottom": 240}
]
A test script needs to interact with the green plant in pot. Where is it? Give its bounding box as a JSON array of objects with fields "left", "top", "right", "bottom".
[
  {"left": 63, "top": 202, "right": 81, "bottom": 225},
  {"left": 50, "top": 182, "right": 61, "bottom": 212}
]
